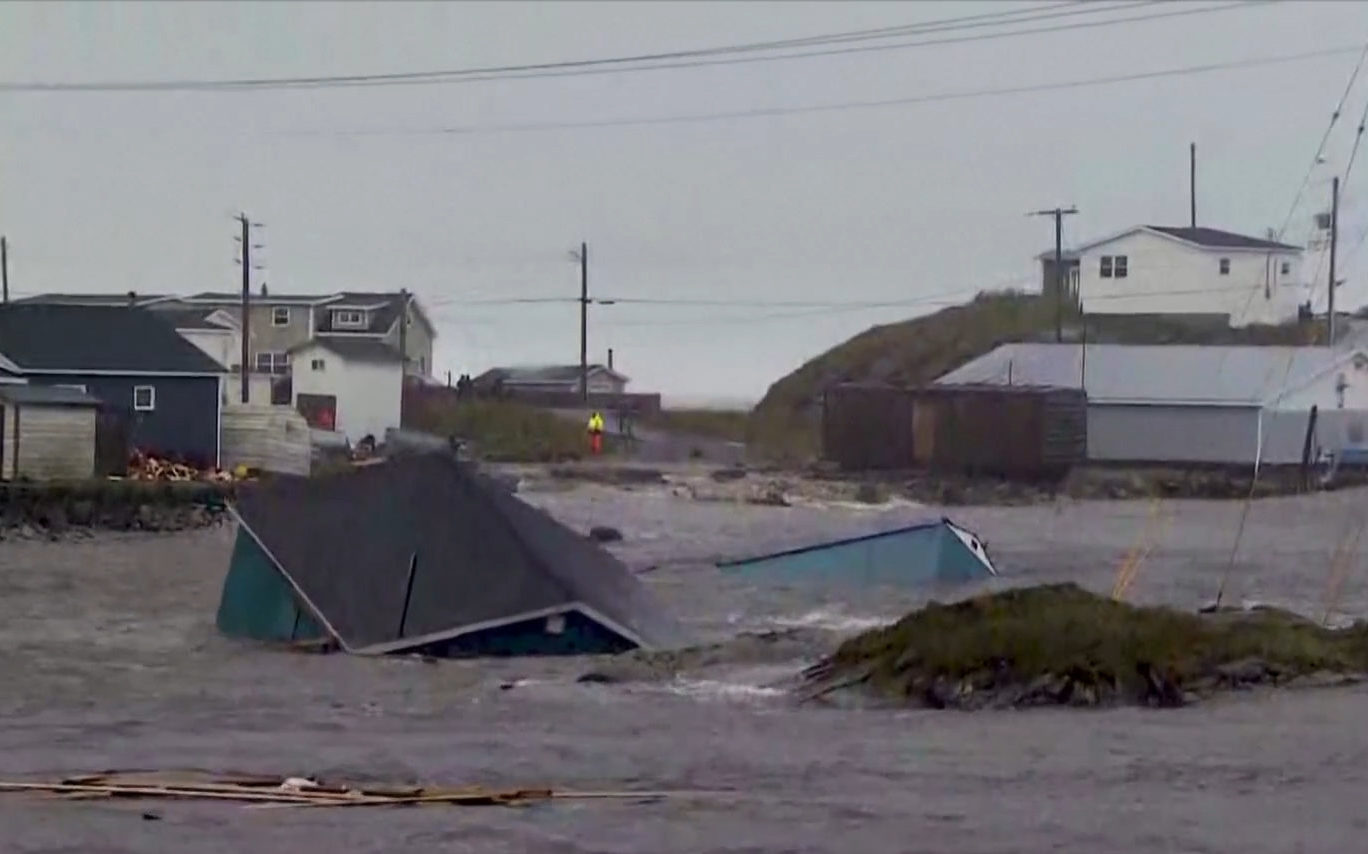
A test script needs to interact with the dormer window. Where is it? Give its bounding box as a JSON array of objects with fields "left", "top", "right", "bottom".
[{"left": 333, "top": 309, "right": 366, "bottom": 328}]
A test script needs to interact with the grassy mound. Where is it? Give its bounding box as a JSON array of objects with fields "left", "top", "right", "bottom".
[
  {"left": 404, "top": 400, "right": 591, "bottom": 462},
  {"left": 0, "top": 479, "right": 233, "bottom": 535},
  {"left": 803, "top": 583, "right": 1368, "bottom": 709},
  {"left": 748, "top": 291, "right": 1323, "bottom": 460}
]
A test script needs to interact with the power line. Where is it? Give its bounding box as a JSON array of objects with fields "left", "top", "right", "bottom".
[
  {"left": 287, "top": 44, "right": 1360, "bottom": 139},
  {"left": 0, "top": 1, "right": 1265, "bottom": 93}
]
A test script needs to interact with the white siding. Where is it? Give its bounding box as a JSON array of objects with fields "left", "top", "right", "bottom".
[
  {"left": 1075, "top": 230, "right": 1304, "bottom": 326},
  {"left": 7, "top": 405, "right": 97, "bottom": 480},
  {"left": 221, "top": 373, "right": 277, "bottom": 406},
  {"left": 177, "top": 328, "right": 235, "bottom": 370},
  {"left": 1270, "top": 353, "right": 1368, "bottom": 411},
  {"left": 0, "top": 403, "right": 13, "bottom": 479},
  {"left": 290, "top": 344, "right": 403, "bottom": 444}
]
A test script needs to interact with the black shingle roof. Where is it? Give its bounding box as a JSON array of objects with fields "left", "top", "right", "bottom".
[
  {"left": 0, "top": 384, "right": 102, "bottom": 406},
  {"left": 0, "top": 304, "right": 226, "bottom": 373},
  {"left": 1145, "top": 226, "right": 1301, "bottom": 251},
  {"left": 232, "top": 452, "right": 686, "bottom": 653},
  {"left": 291, "top": 337, "right": 403, "bottom": 363}
]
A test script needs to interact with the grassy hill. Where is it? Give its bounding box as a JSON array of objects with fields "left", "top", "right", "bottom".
[{"left": 747, "top": 290, "right": 1325, "bottom": 460}]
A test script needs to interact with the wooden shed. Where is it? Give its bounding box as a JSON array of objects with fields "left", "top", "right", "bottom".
[{"left": 0, "top": 384, "right": 102, "bottom": 481}]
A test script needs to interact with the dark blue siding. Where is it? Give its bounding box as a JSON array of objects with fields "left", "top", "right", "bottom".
[
  {"left": 415, "top": 610, "right": 636, "bottom": 658},
  {"left": 29, "top": 374, "right": 219, "bottom": 466}
]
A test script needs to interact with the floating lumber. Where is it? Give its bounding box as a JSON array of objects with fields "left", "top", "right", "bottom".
[{"left": 0, "top": 771, "right": 711, "bottom": 810}]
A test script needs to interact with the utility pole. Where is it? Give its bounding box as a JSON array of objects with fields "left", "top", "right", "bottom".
[
  {"left": 1329, "top": 176, "right": 1340, "bottom": 345},
  {"left": 1, "top": 236, "right": 8, "bottom": 304},
  {"left": 1029, "top": 206, "right": 1078, "bottom": 343},
  {"left": 398, "top": 287, "right": 410, "bottom": 373},
  {"left": 1189, "top": 142, "right": 1197, "bottom": 228},
  {"left": 579, "top": 241, "right": 589, "bottom": 404},
  {"left": 236, "top": 213, "right": 252, "bottom": 403}
]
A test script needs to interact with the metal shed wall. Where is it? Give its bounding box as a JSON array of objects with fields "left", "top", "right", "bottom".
[{"left": 1086, "top": 404, "right": 1262, "bottom": 464}]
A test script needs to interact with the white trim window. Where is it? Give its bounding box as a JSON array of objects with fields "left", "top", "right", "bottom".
[
  {"left": 1099, "top": 255, "right": 1113, "bottom": 278},
  {"left": 310, "top": 358, "right": 325, "bottom": 371},
  {"left": 332, "top": 309, "right": 366, "bottom": 328},
  {"left": 271, "top": 306, "right": 292, "bottom": 327},
  {"left": 1112, "top": 255, "right": 1128, "bottom": 278},
  {"left": 1219, "top": 257, "right": 1231, "bottom": 275},
  {"left": 132, "top": 385, "right": 156, "bottom": 412},
  {"left": 255, "top": 351, "right": 290, "bottom": 375}
]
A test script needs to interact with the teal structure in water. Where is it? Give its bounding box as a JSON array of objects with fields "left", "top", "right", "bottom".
[{"left": 715, "top": 517, "right": 997, "bottom": 586}]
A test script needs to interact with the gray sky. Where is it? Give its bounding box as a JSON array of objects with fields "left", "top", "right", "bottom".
[{"left": 1, "top": 1, "right": 1366, "bottom": 404}]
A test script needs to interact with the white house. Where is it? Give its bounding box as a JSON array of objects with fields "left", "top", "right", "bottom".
[
  {"left": 1038, "top": 225, "right": 1306, "bottom": 327},
  {"left": 937, "top": 343, "right": 1368, "bottom": 465},
  {"left": 288, "top": 338, "right": 404, "bottom": 444}
]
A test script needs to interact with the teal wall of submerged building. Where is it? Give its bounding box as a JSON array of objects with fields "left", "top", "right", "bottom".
[
  {"left": 216, "top": 531, "right": 328, "bottom": 645},
  {"left": 717, "top": 520, "right": 994, "bottom": 586}
]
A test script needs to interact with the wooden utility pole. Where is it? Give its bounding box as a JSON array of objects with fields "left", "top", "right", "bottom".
[
  {"left": 1, "top": 236, "right": 8, "bottom": 304},
  {"left": 1329, "top": 176, "right": 1340, "bottom": 344},
  {"left": 398, "top": 287, "right": 410, "bottom": 372},
  {"left": 237, "top": 213, "right": 252, "bottom": 403},
  {"left": 579, "top": 241, "right": 589, "bottom": 404},
  {"left": 1029, "top": 206, "right": 1078, "bottom": 343},
  {"left": 1189, "top": 142, "right": 1197, "bottom": 228}
]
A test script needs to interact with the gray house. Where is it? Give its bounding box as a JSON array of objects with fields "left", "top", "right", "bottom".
[{"left": 936, "top": 343, "right": 1368, "bottom": 465}]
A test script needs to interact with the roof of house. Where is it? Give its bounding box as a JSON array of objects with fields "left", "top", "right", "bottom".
[
  {"left": 474, "top": 364, "right": 627, "bottom": 385},
  {"left": 1037, "top": 225, "right": 1302, "bottom": 259},
  {"left": 185, "top": 291, "right": 334, "bottom": 306},
  {"left": 289, "top": 337, "right": 404, "bottom": 363},
  {"left": 184, "top": 289, "right": 435, "bottom": 337},
  {"left": 0, "top": 304, "right": 227, "bottom": 374},
  {"left": 935, "top": 343, "right": 1358, "bottom": 406},
  {"left": 230, "top": 451, "right": 687, "bottom": 654},
  {"left": 9, "top": 292, "right": 174, "bottom": 307},
  {"left": 0, "top": 383, "right": 102, "bottom": 407},
  {"left": 158, "top": 306, "right": 235, "bottom": 332}
]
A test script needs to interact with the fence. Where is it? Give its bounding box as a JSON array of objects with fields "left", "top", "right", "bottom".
[{"left": 220, "top": 404, "right": 312, "bottom": 476}]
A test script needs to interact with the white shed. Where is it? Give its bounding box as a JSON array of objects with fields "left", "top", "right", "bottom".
[
  {"left": 288, "top": 338, "right": 404, "bottom": 444},
  {"left": 0, "top": 384, "right": 101, "bottom": 481}
]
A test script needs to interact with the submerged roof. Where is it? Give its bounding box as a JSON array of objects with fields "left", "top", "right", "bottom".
[
  {"left": 0, "top": 304, "right": 227, "bottom": 374},
  {"left": 935, "top": 343, "right": 1358, "bottom": 407},
  {"left": 231, "top": 452, "right": 686, "bottom": 653}
]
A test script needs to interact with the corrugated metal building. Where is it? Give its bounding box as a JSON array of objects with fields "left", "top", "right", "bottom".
[
  {"left": 0, "top": 384, "right": 102, "bottom": 480},
  {"left": 935, "top": 344, "right": 1368, "bottom": 465}
]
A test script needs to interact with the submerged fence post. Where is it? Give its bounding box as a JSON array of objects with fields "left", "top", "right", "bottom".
[{"left": 397, "top": 552, "right": 419, "bottom": 640}]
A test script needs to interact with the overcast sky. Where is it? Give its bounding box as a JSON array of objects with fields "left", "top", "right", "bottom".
[{"left": 1, "top": 1, "right": 1366, "bottom": 404}]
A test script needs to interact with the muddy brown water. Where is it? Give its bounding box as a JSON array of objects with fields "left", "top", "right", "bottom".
[{"left": 4, "top": 485, "right": 1368, "bottom": 853}]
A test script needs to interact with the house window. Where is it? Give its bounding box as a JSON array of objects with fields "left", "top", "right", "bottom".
[
  {"left": 311, "top": 358, "right": 325, "bottom": 371},
  {"left": 1219, "top": 257, "right": 1231, "bottom": 275},
  {"left": 272, "top": 306, "right": 291, "bottom": 327},
  {"left": 1099, "top": 256, "right": 1113, "bottom": 278},
  {"left": 1113, "top": 255, "right": 1128, "bottom": 278},
  {"left": 255, "top": 351, "right": 290, "bottom": 375},
  {"left": 332, "top": 309, "right": 365, "bottom": 328},
  {"left": 1281, "top": 260, "right": 1291, "bottom": 276},
  {"left": 132, "top": 385, "right": 155, "bottom": 412}
]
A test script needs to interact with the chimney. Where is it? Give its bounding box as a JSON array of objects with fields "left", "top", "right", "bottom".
[
  {"left": 259, "top": 282, "right": 268, "bottom": 297},
  {"left": 607, "top": 347, "right": 614, "bottom": 371}
]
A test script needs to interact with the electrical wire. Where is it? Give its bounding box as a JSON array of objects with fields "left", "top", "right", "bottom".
[
  {"left": 0, "top": 1, "right": 1265, "bottom": 93},
  {"left": 281, "top": 44, "right": 1361, "bottom": 139}
]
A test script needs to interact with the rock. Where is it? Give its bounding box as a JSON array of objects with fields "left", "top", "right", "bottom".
[
  {"left": 588, "top": 525, "right": 623, "bottom": 543},
  {"left": 38, "top": 504, "right": 68, "bottom": 533},
  {"left": 1216, "top": 657, "right": 1270, "bottom": 686},
  {"left": 710, "top": 466, "right": 748, "bottom": 483},
  {"left": 576, "top": 671, "right": 619, "bottom": 684},
  {"left": 746, "top": 485, "right": 790, "bottom": 507}
]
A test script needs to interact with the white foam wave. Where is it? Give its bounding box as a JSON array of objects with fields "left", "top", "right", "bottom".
[{"left": 768, "top": 609, "right": 890, "bottom": 633}]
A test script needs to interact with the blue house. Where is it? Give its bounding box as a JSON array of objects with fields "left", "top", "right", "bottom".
[
  {"left": 716, "top": 517, "right": 997, "bottom": 586},
  {"left": 216, "top": 451, "right": 687, "bottom": 657},
  {"left": 0, "top": 304, "right": 225, "bottom": 467}
]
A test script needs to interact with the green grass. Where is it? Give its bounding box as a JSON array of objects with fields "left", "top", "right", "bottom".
[
  {"left": 747, "top": 290, "right": 1325, "bottom": 461},
  {"left": 405, "top": 399, "right": 592, "bottom": 462},
  {"left": 827, "top": 583, "right": 1368, "bottom": 703},
  {"left": 646, "top": 408, "right": 750, "bottom": 443}
]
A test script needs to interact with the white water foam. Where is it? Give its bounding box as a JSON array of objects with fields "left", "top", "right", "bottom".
[{"left": 768, "top": 609, "right": 890, "bottom": 633}]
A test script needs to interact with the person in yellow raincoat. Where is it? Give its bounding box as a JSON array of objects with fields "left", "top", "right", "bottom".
[{"left": 587, "top": 411, "right": 605, "bottom": 455}]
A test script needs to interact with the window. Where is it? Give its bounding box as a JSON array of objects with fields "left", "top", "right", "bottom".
[
  {"left": 1219, "top": 257, "right": 1231, "bottom": 275},
  {"left": 132, "top": 385, "right": 155, "bottom": 412},
  {"left": 1281, "top": 260, "right": 1291, "bottom": 276},
  {"left": 1113, "top": 255, "right": 1128, "bottom": 278},
  {"left": 255, "top": 351, "right": 290, "bottom": 375},
  {"left": 311, "top": 358, "right": 325, "bottom": 371},
  {"left": 1099, "top": 255, "right": 1114, "bottom": 278},
  {"left": 271, "top": 306, "right": 291, "bottom": 326},
  {"left": 332, "top": 309, "right": 366, "bottom": 328}
]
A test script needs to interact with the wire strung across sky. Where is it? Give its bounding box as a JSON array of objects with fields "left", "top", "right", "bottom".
[
  {"left": 281, "top": 44, "right": 1361, "bottom": 139},
  {"left": 0, "top": 1, "right": 1271, "bottom": 93}
]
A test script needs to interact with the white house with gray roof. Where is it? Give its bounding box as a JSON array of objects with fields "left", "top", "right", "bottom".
[
  {"left": 937, "top": 343, "right": 1368, "bottom": 465},
  {"left": 1039, "top": 226, "right": 1306, "bottom": 327}
]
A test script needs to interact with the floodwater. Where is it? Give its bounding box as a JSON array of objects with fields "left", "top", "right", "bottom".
[{"left": 4, "top": 484, "right": 1368, "bottom": 853}]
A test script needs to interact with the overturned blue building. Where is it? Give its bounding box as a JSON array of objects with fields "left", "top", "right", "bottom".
[{"left": 716, "top": 517, "right": 997, "bottom": 586}]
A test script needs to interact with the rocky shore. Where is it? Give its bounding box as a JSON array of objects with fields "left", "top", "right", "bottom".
[
  {"left": 798, "top": 584, "right": 1368, "bottom": 710},
  {"left": 0, "top": 481, "right": 232, "bottom": 540}
]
